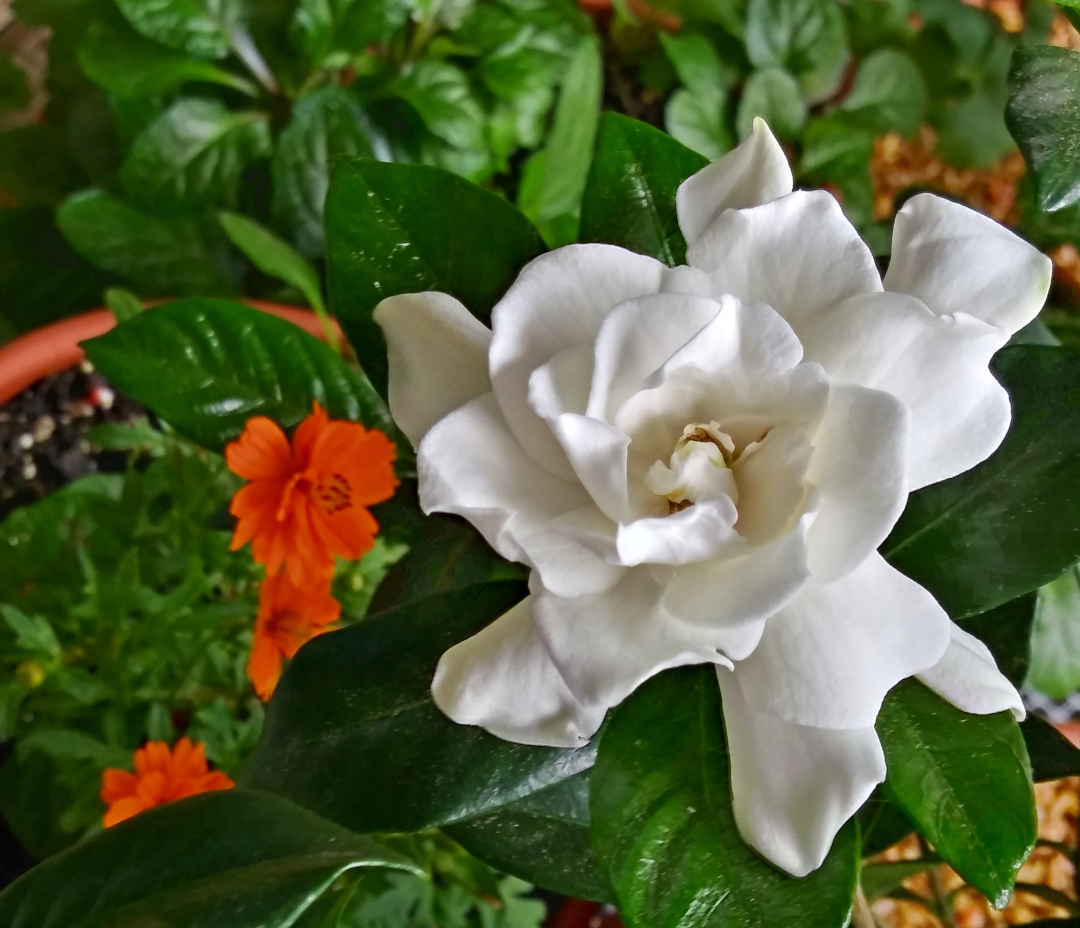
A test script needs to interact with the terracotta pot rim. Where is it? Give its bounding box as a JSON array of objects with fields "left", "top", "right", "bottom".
[{"left": 0, "top": 301, "right": 341, "bottom": 406}]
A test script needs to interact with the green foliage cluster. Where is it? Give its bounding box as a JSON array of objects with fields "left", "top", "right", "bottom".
[{"left": 0, "top": 0, "right": 592, "bottom": 343}]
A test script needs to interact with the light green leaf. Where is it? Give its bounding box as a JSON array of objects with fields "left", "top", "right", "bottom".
[
  {"left": 0, "top": 605, "right": 60, "bottom": 658},
  {"left": 293, "top": 0, "right": 412, "bottom": 64},
  {"left": 271, "top": 85, "right": 377, "bottom": 258},
  {"left": 659, "top": 31, "right": 733, "bottom": 97},
  {"left": 0, "top": 790, "right": 420, "bottom": 928},
  {"left": 395, "top": 59, "right": 486, "bottom": 151},
  {"left": 877, "top": 679, "right": 1036, "bottom": 907},
  {"left": 1006, "top": 44, "right": 1080, "bottom": 212},
  {"left": 78, "top": 20, "right": 256, "bottom": 97},
  {"left": 82, "top": 298, "right": 392, "bottom": 451},
  {"left": 218, "top": 211, "right": 325, "bottom": 313},
  {"left": 744, "top": 0, "right": 849, "bottom": 101},
  {"left": 121, "top": 98, "right": 271, "bottom": 212},
  {"left": 665, "top": 87, "right": 732, "bottom": 160},
  {"left": 840, "top": 48, "right": 926, "bottom": 137},
  {"left": 1027, "top": 564, "right": 1080, "bottom": 700},
  {"left": 105, "top": 286, "right": 145, "bottom": 323},
  {"left": 591, "top": 667, "right": 859, "bottom": 928},
  {"left": 113, "top": 0, "right": 233, "bottom": 59},
  {"left": 524, "top": 35, "right": 603, "bottom": 226},
  {"left": 736, "top": 67, "right": 806, "bottom": 141},
  {"left": 57, "top": 189, "right": 238, "bottom": 295}
]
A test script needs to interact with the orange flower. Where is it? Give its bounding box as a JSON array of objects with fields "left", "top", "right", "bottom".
[
  {"left": 248, "top": 570, "right": 341, "bottom": 700},
  {"left": 227, "top": 403, "right": 398, "bottom": 584},
  {"left": 100, "top": 738, "right": 233, "bottom": 827}
]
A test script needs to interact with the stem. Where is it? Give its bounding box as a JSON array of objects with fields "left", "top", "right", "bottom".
[
  {"left": 851, "top": 888, "right": 880, "bottom": 928},
  {"left": 228, "top": 25, "right": 279, "bottom": 95},
  {"left": 926, "top": 868, "right": 957, "bottom": 928}
]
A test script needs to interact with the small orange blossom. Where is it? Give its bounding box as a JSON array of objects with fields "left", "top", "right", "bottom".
[
  {"left": 248, "top": 570, "right": 341, "bottom": 700},
  {"left": 100, "top": 738, "right": 233, "bottom": 827},
  {"left": 227, "top": 403, "right": 398, "bottom": 584}
]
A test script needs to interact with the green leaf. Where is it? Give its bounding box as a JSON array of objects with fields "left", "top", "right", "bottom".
[
  {"left": 0, "top": 789, "right": 419, "bottom": 928},
  {"left": 579, "top": 112, "right": 707, "bottom": 267},
  {"left": 121, "top": 98, "right": 270, "bottom": 213},
  {"left": 523, "top": 35, "right": 603, "bottom": 228},
  {"left": 857, "top": 791, "right": 914, "bottom": 857},
  {"left": 840, "top": 48, "right": 927, "bottom": 137},
  {"left": 1006, "top": 45, "right": 1080, "bottom": 212},
  {"left": 394, "top": 60, "right": 486, "bottom": 151},
  {"left": 884, "top": 347, "right": 1080, "bottom": 619},
  {"left": 861, "top": 859, "right": 941, "bottom": 902},
  {"left": 665, "top": 87, "right": 733, "bottom": 160},
  {"left": 0, "top": 125, "right": 86, "bottom": 207},
  {"left": 591, "top": 667, "right": 859, "bottom": 928},
  {"left": 744, "top": 0, "right": 849, "bottom": 102},
  {"left": 271, "top": 85, "right": 377, "bottom": 259},
  {"left": 659, "top": 31, "right": 734, "bottom": 97},
  {"left": 105, "top": 286, "right": 145, "bottom": 323},
  {"left": 219, "top": 211, "right": 325, "bottom": 312},
  {"left": 78, "top": 20, "right": 256, "bottom": 98},
  {"left": 876, "top": 679, "right": 1035, "bottom": 907},
  {"left": 325, "top": 159, "right": 545, "bottom": 396},
  {"left": 293, "top": 0, "right": 412, "bottom": 64},
  {"left": 56, "top": 189, "right": 237, "bottom": 295},
  {"left": 113, "top": 0, "right": 232, "bottom": 59},
  {"left": 82, "top": 298, "right": 391, "bottom": 451},
  {"left": 239, "top": 582, "right": 597, "bottom": 838},
  {"left": 1020, "top": 715, "right": 1080, "bottom": 782},
  {"left": 958, "top": 592, "right": 1037, "bottom": 688},
  {"left": 1027, "top": 564, "right": 1080, "bottom": 699},
  {"left": 1, "top": 605, "right": 60, "bottom": 658},
  {"left": 736, "top": 67, "right": 806, "bottom": 141},
  {"left": 446, "top": 770, "right": 614, "bottom": 903}
]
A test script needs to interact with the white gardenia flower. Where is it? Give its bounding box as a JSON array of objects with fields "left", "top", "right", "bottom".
[{"left": 373, "top": 119, "right": 1050, "bottom": 877}]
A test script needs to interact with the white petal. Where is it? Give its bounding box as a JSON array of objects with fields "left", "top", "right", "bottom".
[
  {"left": 615, "top": 497, "right": 741, "bottom": 566},
  {"left": 799, "top": 292, "right": 1011, "bottom": 490},
  {"left": 733, "top": 423, "right": 815, "bottom": 545},
  {"left": 432, "top": 596, "right": 606, "bottom": 747},
  {"left": 805, "top": 383, "right": 910, "bottom": 581},
  {"left": 547, "top": 414, "right": 631, "bottom": 523},
  {"left": 918, "top": 622, "right": 1025, "bottom": 721},
  {"left": 676, "top": 118, "right": 793, "bottom": 247},
  {"left": 687, "top": 190, "right": 882, "bottom": 330},
  {"left": 531, "top": 570, "right": 740, "bottom": 711},
  {"left": 528, "top": 344, "right": 593, "bottom": 420},
  {"left": 662, "top": 514, "right": 813, "bottom": 659},
  {"left": 418, "top": 394, "right": 623, "bottom": 598},
  {"left": 718, "top": 668, "right": 886, "bottom": 877},
  {"left": 374, "top": 291, "right": 493, "bottom": 447},
  {"left": 489, "top": 245, "right": 666, "bottom": 478},
  {"left": 885, "top": 193, "right": 1051, "bottom": 336},
  {"left": 736, "top": 552, "right": 951, "bottom": 729},
  {"left": 586, "top": 293, "right": 720, "bottom": 423}
]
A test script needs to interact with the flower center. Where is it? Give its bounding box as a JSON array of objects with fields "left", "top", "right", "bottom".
[
  {"left": 645, "top": 421, "right": 761, "bottom": 513},
  {"left": 313, "top": 473, "right": 352, "bottom": 515}
]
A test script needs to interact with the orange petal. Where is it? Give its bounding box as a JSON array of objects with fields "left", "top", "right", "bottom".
[
  {"left": 291, "top": 403, "right": 330, "bottom": 469},
  {"left": 226, "top": 418, "right": 293, "bottom": 481},
  {"left": 103, "top": 795, "right": 151, "bottom": 828},
  {"left": 248, "top": 633, "right": 284, "bottom": 700},
  {"left": 100, "top": 768, "right": 139, "bottom": 804}
]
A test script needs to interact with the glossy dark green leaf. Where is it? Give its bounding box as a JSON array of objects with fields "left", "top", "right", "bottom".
[
  {"left": 0, "top": 789, "right": 419, "bottom": 928},
  {"left": 884, "top": 347, "right": 1080, "bottom": 619},
  {"left": 78, "top": 21, "right": 256, "bottom": 98},
  {"left": 736, "top": 68, "right": 806, "bottom": 141},
  {"left": 325, "top": 159, "right": 544, "bottom": 395},
  {"left": 591, "top": 667, "right": 859, "bottom": 928},
  {"left": 1020, "top": 715, "right": 1080, "bottom": 783},
  {"left": 579, "top": 112, "right": 707, "bottom": 267},
  {"left": 744, "top": 0, "right": 849, "bottom": 102},
  {"left": 272, "top": 86, "right": 377, "bottom": 258},
  {"left": 446, "top": 769, "right": 615, "bottom": 903},
  {"left": 121, "top": 98, "right": 271, "bottom": 213},
  {"left": 113, "top": 0, "right": 231, "bottom": 59},
  {"left": 958, "top": 592, "right": 1037, "bottom": 688},
  {"left": 239, "top": 582, "right": 597, "bottom": 839},
  {"left": 82, "top": 298, "right": 392, "bottom": 451},
  {"left": 877, "top": 679, "right": 1035, "bottom": 907},
  {"left": 56, "top": 189, "right": 237, "bottom": 295},
  {"left": 1006, "top": 45, "right": 1080, "bottom": 212}
]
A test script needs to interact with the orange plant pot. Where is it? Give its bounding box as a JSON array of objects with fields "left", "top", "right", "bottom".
[{"left": 0, "top": 302, "right": 342, "bottom": 405}]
